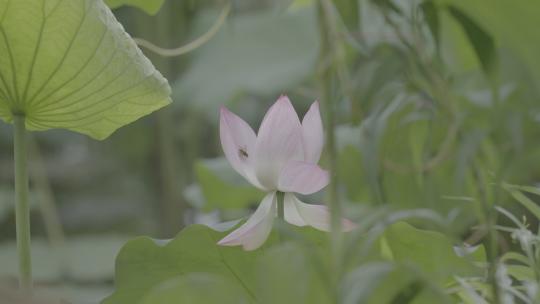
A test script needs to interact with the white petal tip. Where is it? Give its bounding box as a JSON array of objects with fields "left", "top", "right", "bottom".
[
  {"left": 276, "top": 95, "right": 292, "bottom": 104},
  {"left": 219, "top": 106, "right": 231, "bottom": 116},
  {"left": 301, "top": 101, "right": 324, "bottom": 163},
  {"left": 217, "top": 237, "right": 260, "bottom": 251},
  {"left": 217, "top": 237, "right": 235, "bottom": 246}
]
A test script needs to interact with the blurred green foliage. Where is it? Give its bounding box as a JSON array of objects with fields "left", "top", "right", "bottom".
[
  {"left": 1, "top": 0, "right": 540, "bottom": 303},
  {"left": 103, "top": 221, "right": 485, "bottom": 304}
]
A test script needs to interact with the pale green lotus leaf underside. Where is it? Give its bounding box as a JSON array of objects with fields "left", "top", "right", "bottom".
[{"left": 0, "top": 0, "right": 171, "bottom": 140}]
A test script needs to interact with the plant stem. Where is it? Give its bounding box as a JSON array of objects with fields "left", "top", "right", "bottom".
[
  {"left": 473, "top": 164, "right": 501, "bottom": 304},
  {"left": 29, "top": 137, "right": 68, "bottom": 276},
  {"left": 318, "top": 0, "right": 343, "bottom": 245},
  {"left": 277, "top": 191, "right": 285, "bottom": 220},
  {"left": 13, "top": 114, "right": 32, "bottom": 292},
  {"left": 137, "top": 2, "right": 187, "bottom": 237},
  {"left": 276, "top": 191, "right": 285, "bottom": 243},
  {"left": 317, "top": 1, "right": 344, "bottom": 301}
]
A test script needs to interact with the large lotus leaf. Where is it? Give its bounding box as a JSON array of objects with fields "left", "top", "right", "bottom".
[
  {"left": 103, "top": 224, "right": 329, "bottom": 304},
  {"left": 140, "top": 273, "right": 249, "bottom": 304},
  {"left": 138, "top": 245, "right": 332, "bottom": 304},
  {"left": 0, "top": 0, "right": 171, "bottom": 140},
  {"left": 102, "top": 225, "right": 263, "bottom": 304},
  {"left": 105, "top": 0, "right": 165, "bottom": 15},
  {"left": 255, "top": 244, "right": 332, "bottom": 304}
]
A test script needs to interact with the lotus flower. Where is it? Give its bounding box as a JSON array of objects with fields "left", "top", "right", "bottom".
[{"left": 218, "top": 96, "right": 355, "bottom": 250}]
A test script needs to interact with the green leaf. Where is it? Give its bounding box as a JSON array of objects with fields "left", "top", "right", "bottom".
[
  {"left": 505, "top": 265, "right": 535, "bottom": 281},
  {"left": 384, "top": 222, "right": 483, "bottom": 283},
  {"left": 371, "top": 0, "right": 403, "bottom": 15},
  {"left": 0, "top": 0, "right": 171, "bottom": 140},
  {"left": 500, "top": 251, "right": 530, "bottom": 265},
  {"left": 338, "top": 145, "right": 369, "bottom": 202},
  {"left": 195, "top": 158, "right": 264, "bottom": 211},
  {"left": 140, "top": 273, "right": 249, "bottom": 304},
  {"left": 105, "top": 0, "right": 165, "bottom": 15},
  {"left": 333, "top": 0, "right": 359, "bottom": 30},
  {"left": 342, "top": 262, "right": 394, "bottom": 304},
  {"left": 506, "top": 188, "right": 540, "bottom": 220},
  {"left": 102, "top": 225, "right": 260, "bottom": 303},
  {"left": 503, "top": 182, "right": 540, "bottom": 197},
  {"left": 446, "top": 5, "right": 496, "bottom": 76},
  {"left": 502, "top": 183, "right": 540, "bottom": 220},
  {"left": 290, "top": 0, "right": 314, "bottom": 9},
  {"left": 408, "top": 119, "right": 429, "bottom": 186},
  {"left": 441, "top": 0, "right": 540, "bottom": 89},
  {"left": 439, "top": 7, "right": 482, "bottom": 73},
  {"left": 104, "top": 223, "right": 330, "bottom": 304},
  {"left": 255, "top": 244, "right": 331, "bottom": 304},
  {"left": 366, "top": 265, "right": 453, "bottom": 304},
  {"left": 420, "top": 1, "right": 440, "bottom": 50}
]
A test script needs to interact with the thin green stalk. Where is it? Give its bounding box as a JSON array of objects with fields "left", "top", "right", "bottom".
[
  {"left": 155, "top": 2, "right": 180, "bottom": 237},
  {"left": 318, "top": 0, "right": 343, "bottom": 247},
  {"left": 29, "top": 137, "right": 68, "bottom": 276},
  {"left": 135, "top": 2, "right": 187, "bottom": 236},
  {"left": 133, "top": 2, "right": 230, "bottom": 57},
  {"left": 318, "top": 1, "right": 344, "bottom": 301},
  {"left": 277, "top": 191, "right": 285, "bottom": 220},
  {"left": 13, "top": 114, "right": 32, "bottom": 292},
  {"left": 276, "top": 191, "right": 285, "bottom": 243},
  {"left": 472, "top": 164, "right": 501, "bottom": 304}
]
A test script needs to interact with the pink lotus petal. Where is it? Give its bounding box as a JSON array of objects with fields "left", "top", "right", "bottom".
[
  {"left": 218, "top": 192, "right": 276, "bottom": 251},
  {"left": 278, "top": 161, "right": 329, "bottom": 195},
  {"left": 220, "top": 107, "right": 265, "bottom": 190},
  {"left": 284, "top": 196, "right": 306, "bottom": 226},
  {"left": 253, "top": 96, "right": 304, "bottom": 189},
  {"left": 284, "top": 193, "right": 356, "bottom": 232},
  {"left": 302, "top": 101, "right": 324, "bottom": 163}
]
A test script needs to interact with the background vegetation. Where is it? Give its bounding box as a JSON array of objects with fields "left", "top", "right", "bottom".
[{"left": 1, "top": 0, "right": 540, "bottom": 303}]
